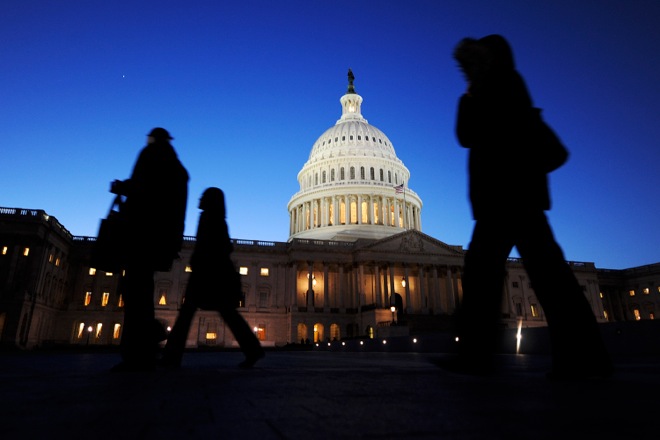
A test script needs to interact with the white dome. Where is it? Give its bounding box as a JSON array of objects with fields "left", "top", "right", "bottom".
[
  {"left": 288, "top": 70, "right": 423, "bottom": 242},
  {"left": 308, "top": 120, "right": 398, "bottom": 163}
]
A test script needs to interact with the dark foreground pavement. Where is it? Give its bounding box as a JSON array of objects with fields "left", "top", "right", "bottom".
[{"left": 1, "top": 348, "right": 659, "bottom": 440}]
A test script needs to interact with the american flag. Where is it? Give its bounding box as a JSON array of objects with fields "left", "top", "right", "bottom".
[{"left": 394, "top": 184, "right": 404, "bottom": 194}]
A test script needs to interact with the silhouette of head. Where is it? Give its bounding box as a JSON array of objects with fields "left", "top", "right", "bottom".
[
  {"left": 453, "top": 34, "right": 515, "bottom": 85},
  {"left": 199, "top": 187, "right": 226, "bottom": 217},
  {"left": 147, "top": 127, "right": 174, "bottom": 142}
]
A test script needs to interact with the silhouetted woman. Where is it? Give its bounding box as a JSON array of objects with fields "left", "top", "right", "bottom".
[{"left": 162, "top": 187, "right": 264, "bottom": 368}]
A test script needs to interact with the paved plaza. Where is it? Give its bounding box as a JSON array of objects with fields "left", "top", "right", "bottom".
[{"left": 1, "top": 344, "right": 658, "bottom": 440}]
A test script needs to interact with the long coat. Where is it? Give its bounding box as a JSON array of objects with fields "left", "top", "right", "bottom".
[
  {"left": 455, "top": 35, "right": 550, "bottom": 219},
  {"left": 120, "top": 141, "right": 189, "bottom": 270}
]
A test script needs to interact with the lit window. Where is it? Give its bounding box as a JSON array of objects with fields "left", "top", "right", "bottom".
[
  {"left": 239, "top": 267, "right": 248, "bottom": 275},
  {"left": 1, "top": 246, "right": 7, "bottom": 255},
  {"left": 158, "top": 292, "right": 167, "bottom": 305},
  {"left": 603, "top": 310, "right": 609, "bottom": 320},
  {"left": 633, "top": 309, "right": 641, "bottom": 320},
  {"left": 105, "top": 272, "right": 113, "bottom": 277},
  {"left": 650, "top": 312, "right": 656, "bottom": 320},
  {"left": 84, "top": 292, "right": 92, "bottom": 306},
  {"left": 95, "top": 323, "right": 103, "bottom": 339},
  {"left": 113, "top": 324, "right": 121, "bottom": 339},
  {"left": 101, "top": 292, "right": 109, "bottom": 307},
  {"left": 530, "top": 304, "right": 539, "bottom": 317},
  {"left": 55, "top": 257, "right": 60, "bottom": 267},
  {"left": 89, "top": 268, "right": 96, "bottom": 275},
  {"left": 643, "top": 288, "right": 650, "bottom": 295},
  {"left": 255, "top": 325, "right": 266, "bottom": 341},
  {"left": 599, "top": 292, "right": 604, "bottom": 298},
  {"left": 206, "top": 332, "right": 217, "bottom": 340},
  {"left": 629, "top": 290, "right": 636, "bottom": 297},
  {"left": 118, "top": 295, "right": 124, "bottom": 307},
  {"left": 77, "top": 323, "right": 85, "bottom": 339},
  {"left": 260, "top": 268, "right": 269, "bottom": 277},
  {"left": 23, "top": 247, "right": 30, "bottom": 257},
  {"left": 48, "top": 254, "right": 54, "bottom": 263},
  {"left": 185, "top": 266, "right": 192, "bottom": 273}
]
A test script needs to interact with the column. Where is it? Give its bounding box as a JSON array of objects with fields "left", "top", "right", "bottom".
[
  {"left": 418, "top": 264, "right": 427, "bottom": 312},
  {"left": 323, "top": 263, "right": 330, "bottom": 311},
  {"left": 307, "top": 262, "right": 314, "bottom": 308},
  {"left": 375, "top": 265, "right": 382, "bottom": 307},
  {"left": 404, "top": 265, "right": 412, "bottom": 313}
]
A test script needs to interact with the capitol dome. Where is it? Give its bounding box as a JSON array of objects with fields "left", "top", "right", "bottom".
[{"left": 288, "top": 70, "right": 423, "bottom": 241}]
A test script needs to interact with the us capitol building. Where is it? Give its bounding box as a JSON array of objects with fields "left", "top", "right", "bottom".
[{"left": 1, "top": 72, "right": 658, "bottom": 349}]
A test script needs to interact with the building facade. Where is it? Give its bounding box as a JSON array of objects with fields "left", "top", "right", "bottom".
[{"left": 1, "top": 72, "right": 657, "bottom": 350}]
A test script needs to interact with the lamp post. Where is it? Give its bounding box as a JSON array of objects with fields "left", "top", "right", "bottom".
[
  {"left": 390, "top": 306, "right": 397, "bottom": 325},
  {"left": 86, "top": 325, "right": 93, "bottom": 346}
]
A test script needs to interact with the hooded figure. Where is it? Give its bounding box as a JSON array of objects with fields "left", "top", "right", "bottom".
[
  {"left": 450, "top": 35, "right": 611, "bottom": 380},
  {"left": 454, "top": 34, "right": 550, "bottom": 219}
]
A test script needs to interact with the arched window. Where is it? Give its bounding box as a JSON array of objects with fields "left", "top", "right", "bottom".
[
  {"left": 314, "top": 323, "right": 324, "bottom": 343},
  {"left": 322, "top": 171, "right": 326, "bottom": 183},
  {"left": 330, "top": 323, "right": 340, "bottom": 341},
  {"left": 370, "top": 167, "right": 375, "bottom": 180},
  {"left": 360, "top": 167, "right": 365, "bottom": 180},
  {"left": 297, "top": 323, "right": 308, "bottom": 343},
  {"left": 388, "top": 171, "right": 392, "bottom": 183},
  {"left": 315, "top": 173, "right": 318, "bottom": 186},
  {"left": 379, "top": 169, "right": 384, "bottom": 182},
  {"left": 340, "top": 167, "right": 345, "bottom": 180},
  {"left": 350, "top": 167, "right": 355, "bottom": 180},
  {"left": 331, "top": 169, "right": 335, "bottom": 181}
]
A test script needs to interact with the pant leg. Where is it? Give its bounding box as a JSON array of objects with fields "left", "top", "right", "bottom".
[
  {"left": 119, "top": 266, "right": 156, "bottom": 364},
  {"left": 458, "top": 217, "right": 513, "bottom": 359},
  {"left": 514, "top": 212, "right": 610, "bottom": 371},
  {"left": 162, "top": 301, "right": 197, "bottom": 364},
  {"left": 219, "top": 306, "right": 263, "bottom": 358}
]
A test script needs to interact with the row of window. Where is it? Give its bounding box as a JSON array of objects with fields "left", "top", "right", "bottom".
[
  {"left": 320, "top": 134, "right": 389, "bottom": 147},
  {"left": 88, "top": 266, "right": 270, "bottom": 277},
  {"left": 1, "top": 246, "right": 30, "bottom": 256},
  {"left": 308, "top": 166, "right": 402, "bottom": 188},
  {"left": 628, "top": 287, "right": 658, "bottom": 296},
  {"left": 75, "top": 322, "right": 121, "bottom": 341}
]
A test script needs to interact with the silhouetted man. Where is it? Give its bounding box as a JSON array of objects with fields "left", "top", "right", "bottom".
[
  {"left": 111, "top": 127, "right": 188, "bottom": 372},
  {"left": 452, "top": 35, "right": 611, "bottom": 379}
]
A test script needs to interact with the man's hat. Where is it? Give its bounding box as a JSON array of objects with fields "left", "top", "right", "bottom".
[{"left": 147, "top": 127, "right": 173, "bottom": 140}]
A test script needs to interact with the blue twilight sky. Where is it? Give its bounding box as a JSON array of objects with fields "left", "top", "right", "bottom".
[{"left": 1, "top": 0, "right": 658, "bottom": 270}]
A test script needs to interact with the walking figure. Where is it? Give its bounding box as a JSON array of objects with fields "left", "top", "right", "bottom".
[{"left": 162, "top": 187, "right": 264, "bottom": 368}]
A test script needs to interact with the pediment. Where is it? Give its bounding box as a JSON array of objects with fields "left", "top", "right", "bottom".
[{"left": 357, "top": 229, "right": 465, "bottom": 257}]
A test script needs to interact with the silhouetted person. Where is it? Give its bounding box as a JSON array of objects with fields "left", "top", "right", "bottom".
[
  {"left": 452, "top": 35, "right": 611, "bottom": 379},
  {"left": 111, "top": 127, "right": 188, "bottom": 372},
  {"left": 161, "top": 188, "right": 264, "bottom": 369}
]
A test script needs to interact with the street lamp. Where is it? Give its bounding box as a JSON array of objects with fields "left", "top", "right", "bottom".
[
  {"left": 390, "top": 306, "right": 397, "bottom": 325},
  {"left": 86, "top": 325, "right": 93, "bottom": 345}
]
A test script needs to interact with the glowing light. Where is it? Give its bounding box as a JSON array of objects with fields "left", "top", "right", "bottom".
[
  {"left": 454, "top": 337, "right": 460, "bottom": 342},
  {"left": 382, "top": 340, "right": 387, "bottom": 344},
  {"left": 516, "top": 319, "right": 523, "bottom": 354},
  {"left": 359, "top": 341, "right": 364, "bottom": 345},
  {"left": 413, "top": 338, "right": 418, "bottom": 343}
]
